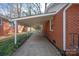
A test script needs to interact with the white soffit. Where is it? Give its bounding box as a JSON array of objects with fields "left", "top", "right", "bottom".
[
  {"left": 17, "top": 13, "right": 53, "bottom": 26},
  {"left": 11, "top": 13, "right": 55, "bottom": 26}
]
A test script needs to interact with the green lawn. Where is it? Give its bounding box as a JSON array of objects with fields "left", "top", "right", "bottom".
[{"left": 0, "top": 32, "right": 32, "bottom": 56}]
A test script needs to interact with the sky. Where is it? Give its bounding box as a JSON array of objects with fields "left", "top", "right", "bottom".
[{"left": 41, "top": 3, "right": 45, "bottom": 13}]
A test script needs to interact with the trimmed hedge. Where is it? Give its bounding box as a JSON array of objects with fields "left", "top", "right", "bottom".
[{"left": 0, "top": 32, "right": 32, "bottom": 56}]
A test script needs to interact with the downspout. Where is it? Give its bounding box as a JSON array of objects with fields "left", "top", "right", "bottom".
[{"left": 63, "top": 4, "right": 72, "bottom": 51}]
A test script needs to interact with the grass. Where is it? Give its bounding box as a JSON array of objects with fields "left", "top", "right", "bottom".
[{"left": 0, "top": 32, "right": 32, "bottom": 56}]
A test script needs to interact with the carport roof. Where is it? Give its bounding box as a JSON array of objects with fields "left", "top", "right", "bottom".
[
  {"left": 11, "top": 3, "right": 68, "bottom": 26},
  {"left": 11, "top": 13, "right": 55, "bottom": 26}
]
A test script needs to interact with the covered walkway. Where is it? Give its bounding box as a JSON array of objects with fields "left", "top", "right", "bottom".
[{"left": 13, "top": 32, "right": 61, "bottom": 56}]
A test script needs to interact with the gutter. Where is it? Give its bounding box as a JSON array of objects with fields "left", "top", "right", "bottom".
[{"left": 63, "top": 4, "right": 72, "bottom": 51}]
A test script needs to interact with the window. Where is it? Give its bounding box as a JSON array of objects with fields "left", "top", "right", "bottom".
[
  {"left": 50, "top": 18, "right": 53, "bottom": 31},
  {"left": 0, "top": 19, "right": 2, "bottom": 25}
]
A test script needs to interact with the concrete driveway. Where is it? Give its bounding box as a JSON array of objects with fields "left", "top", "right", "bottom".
[{"left": 12, "top": 32, "right": 61, "bottom": 56}]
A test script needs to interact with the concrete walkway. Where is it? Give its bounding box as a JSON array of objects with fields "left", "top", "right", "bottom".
[{"left": 13, "top": 32, "right": 61, "bottom": 56}]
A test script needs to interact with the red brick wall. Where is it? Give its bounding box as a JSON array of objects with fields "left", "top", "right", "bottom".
[
  {"left": 66, "top": 4, "right": 79, "bottom": 49},
  {"left": 3, "top": 20, "right": 10, "bottom": 35},
  {"left": 43, "top": 9, "right": 64, "bottom": 49},
  {"left": 3, "top": 20, "right": 14, "bottom": 35},
  {"left": 0, "top": 18, "right": 14, "bottom": 36},
  {"left": 43, "top": 4, "right": 79, "bottom": 53}
]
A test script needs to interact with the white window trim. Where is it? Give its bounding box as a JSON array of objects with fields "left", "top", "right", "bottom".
[
  {"left": 0, "top": 19, "right": 2, "bottom": 25},
  {"left": 50, "top": 18, "right": 53, "bottom": 31}
]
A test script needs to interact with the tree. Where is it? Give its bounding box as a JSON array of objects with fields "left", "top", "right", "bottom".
[{"left": 0, "top": 3, "right": 42, "bottom": 18}]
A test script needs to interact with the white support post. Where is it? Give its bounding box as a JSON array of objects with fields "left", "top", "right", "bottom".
[{"left": 14, "top": 20, "right": 17, "bottom": 45}]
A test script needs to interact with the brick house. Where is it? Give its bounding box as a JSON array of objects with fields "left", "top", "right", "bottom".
[
  {"left": 43, "top": 3, "right": 79, "bottom": 55},
  {"left": 0, "top": 15, "right": 27, "bottom": 36},
  {"left": 0, "top": 15, "right": 14, "bottom": 36}
]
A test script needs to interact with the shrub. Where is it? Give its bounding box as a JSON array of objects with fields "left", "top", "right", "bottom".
[
  {"left": 0, "top": 32, "right": 32, "bottom": 56},
  {"left": 0, "top": 38, "right": 14, "bottom": 56}
]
